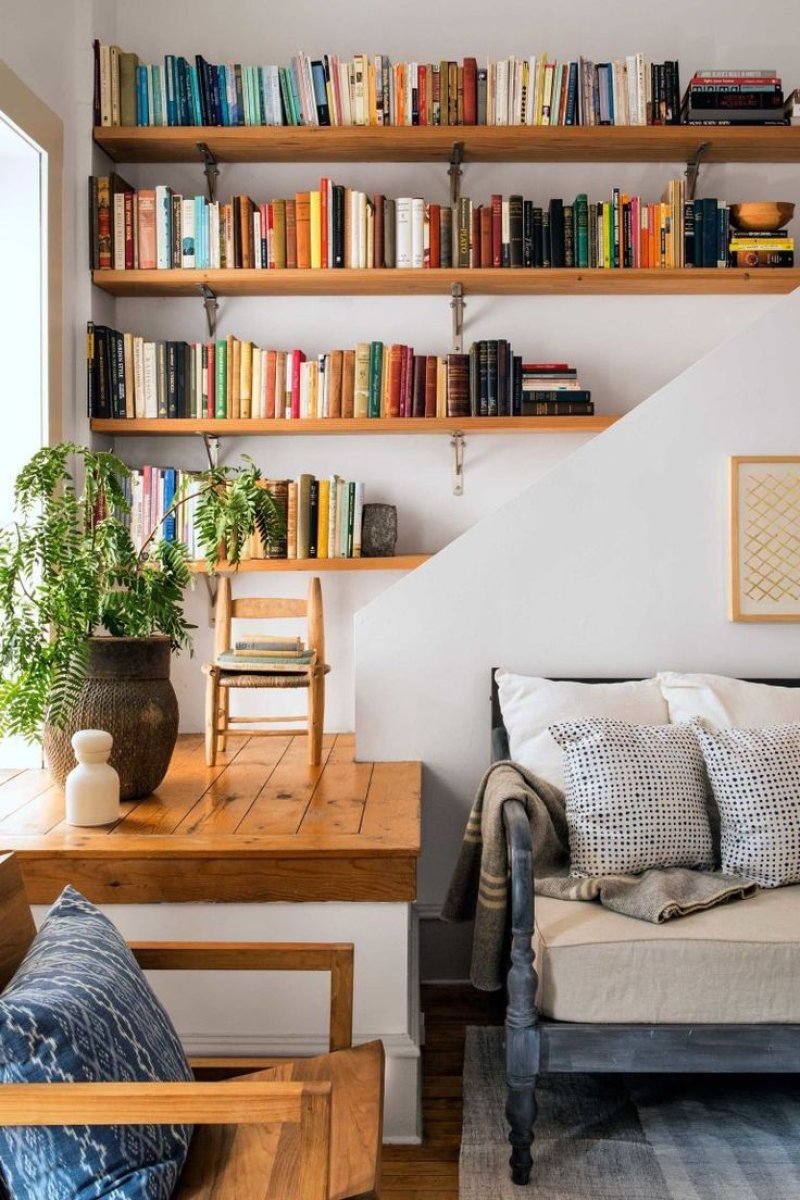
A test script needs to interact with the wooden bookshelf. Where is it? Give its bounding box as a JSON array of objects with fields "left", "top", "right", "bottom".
[
  {"left": 92, "top": 266, "right": 800, "bottom": 298},
  {"left": 94, "top": 125, "right": 800, "bottom": 164},
  {"left": 91, "top": 415, "right": 618, "bottom": 435},
  {"left": 189, "top": 555, "right": 429, "bottom": 573}
]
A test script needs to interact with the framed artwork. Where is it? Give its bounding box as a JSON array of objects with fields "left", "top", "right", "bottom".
[{"left": 730, "top": 456, "right": 800, "bottom": 622}]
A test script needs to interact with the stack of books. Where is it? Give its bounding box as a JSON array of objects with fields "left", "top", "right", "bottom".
[
  {"left": 682, "top": 69, "right": 787, "bottom": 125},
  {"left": 217, "top": 636, "right": 315, "bottom": 674},
  {"left": 521, "top": 364, "right": 592, "bottom": 416},
  {"left": 728, "top": 229, "right": 795, "bottom": 268},
  {"left": 93, "top": 42, "right": 681, "bottom": 128},
  {"left": 88, "top": 326, "right": 585, "bottom": 421}
]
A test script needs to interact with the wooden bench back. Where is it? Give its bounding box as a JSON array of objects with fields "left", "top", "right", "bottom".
[{"left": 0, "top": 854, "right": 36, "bottom": 990}]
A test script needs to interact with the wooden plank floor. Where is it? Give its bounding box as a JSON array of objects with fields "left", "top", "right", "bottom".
[
  {"left": 0, "top": 734, "right": 421, "bottom": 904},
  {"left": 381, "top": 984, "right": 505, "bottom": 1199}
]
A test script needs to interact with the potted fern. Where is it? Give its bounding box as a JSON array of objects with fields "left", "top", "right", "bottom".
[{"left": 0, "top": 443, "right": 281, "bottom": 799}]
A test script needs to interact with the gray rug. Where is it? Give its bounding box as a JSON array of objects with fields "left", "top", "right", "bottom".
[{"left": 461, "top": 1027, "right": 800, "bottom": 1199}]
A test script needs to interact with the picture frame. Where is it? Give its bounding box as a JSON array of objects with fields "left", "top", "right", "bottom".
[{"left": 730, "top": 455, "right": 800, "bottom": 622}]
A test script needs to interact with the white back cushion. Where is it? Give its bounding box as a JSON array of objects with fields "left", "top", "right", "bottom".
[
  {"left": 495, "top": 671, "right": 669, "bottom": 791},
  {"left": 658, "top": 672, "right": 800, "bottom": 730}
]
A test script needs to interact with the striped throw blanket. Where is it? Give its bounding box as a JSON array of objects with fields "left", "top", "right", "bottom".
[{"left": 441, "top": 761, "right": 757, "bottom": 991}]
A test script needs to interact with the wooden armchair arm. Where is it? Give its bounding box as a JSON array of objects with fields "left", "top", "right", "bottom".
[
  {"left": 0, "top": 1078, "right": 329, "bottom": 1125},
  {"left": 502, "top": 799, "right": 538, "bottom": 1027},
  {"left": 0, "top": 1080, "right": 332, "bottom": 1200},
  {"left": 129, "top": 941, "right": 354, "bottom": 1052}
]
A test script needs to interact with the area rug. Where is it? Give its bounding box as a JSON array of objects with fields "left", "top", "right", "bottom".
[{"left": 461, "top": 1027, "right": 800, "bottom": 1199}]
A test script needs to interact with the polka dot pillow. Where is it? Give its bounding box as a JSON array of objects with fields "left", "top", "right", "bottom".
[
  {"left": 693, "top": 722, "right": 800, "bottom": 888},
  {"left": 549, "top": 718, "right": 714, "bottom": 877}
]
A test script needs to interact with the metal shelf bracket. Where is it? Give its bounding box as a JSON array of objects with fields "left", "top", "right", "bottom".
[
  {"left": 196, "top": 142, "right": 220, "bottom": 202},
  {"left": 685, "top": 141, "right": 710, "bottom": 202},
  {"left": 451, "top": 430, "right": 466, "bottom": 496},
  {"left": 199, "top": 571, "right": 218, "bottom": 624},
  {"left": 198, "top": 284, "right": 219, "bottom": 339},
  {"left": 450, "top": 282, "right": 466, "bottom": 352},
  {"left": 449, "top": 140, "right": 465, "bottom": 207},
  {"left": 199, "top": 431, "right": 221, "bottom": 469}
]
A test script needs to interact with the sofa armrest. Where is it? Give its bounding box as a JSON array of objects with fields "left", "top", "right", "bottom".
[
  {"left": 129, "top": 941, "right": 353, "bottom": 1052},
  {"left": 502, "top": 799, "right": 538, "bottom": 1028}
]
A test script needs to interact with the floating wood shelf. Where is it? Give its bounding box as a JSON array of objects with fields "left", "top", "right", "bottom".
[
  {"left": 93, "top": 124, "right": 800, "bottom": 164},
  {"left": 92, "top": 267, "right": 800, "bottom": 297},
  {"left": 91, "top": 415, "right": 617, "bottom": 435},
  {"left": 189, "top": 555, "right": 429, "bottom": 573}
]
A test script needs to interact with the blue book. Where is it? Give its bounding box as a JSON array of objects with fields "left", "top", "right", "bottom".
[
  {"left": 136, "top": 64, "right": 148, "bottom": 126},
  {"left": 311, "top": 60, "right": 329, "bottom": 125},
  {"left": 242, "top": 65, "right": 252, "bottom": 125},
  {"left": 164, "top": 55, "right": 177, "bottom": 125},
  {"left": 151, "top": 65, "right": 163, "bottom": 126},
  {"left": 209, "top": 62, "right": 222, "bottom": 125},
  {"left": 218, "top": 65, "right": 229, "bottom": 125},
  {"left": 188, "top": 65, "right": 203, "bottom": 125},
  {"left": 162, "top": 469, "right": 176, "bottom": 542},
  {"left": 234, "top": 65, "right": 245, "bottom": 125}
]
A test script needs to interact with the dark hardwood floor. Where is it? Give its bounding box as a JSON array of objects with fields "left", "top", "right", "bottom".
[{"left": 380, "top": 984, "right": 505, "bottom": 1199}]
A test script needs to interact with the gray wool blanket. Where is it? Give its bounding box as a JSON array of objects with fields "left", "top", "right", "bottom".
[{"left": 441, "top": 761, "right": 758, "bottom": 991}]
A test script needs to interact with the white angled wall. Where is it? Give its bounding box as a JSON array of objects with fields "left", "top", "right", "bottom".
[
  {"left": 355, "top": 289, "right": 800, "bottom": 923},
  {"left": 109, "top": 0, "right": 800, "bottom": 731}
]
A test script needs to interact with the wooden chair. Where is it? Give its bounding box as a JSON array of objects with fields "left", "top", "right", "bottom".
[
  {"left": 203, "top": 576, "right": 330, "bottom": 768},
  {"left": 0, "top": 854, "right": 384, "bottom": 1200}
]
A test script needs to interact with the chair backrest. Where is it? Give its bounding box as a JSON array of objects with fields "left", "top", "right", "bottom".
[
  {"left": 0, "top": 854, "right": 36, "bottom": 990},
  {"left": 214, "top": 576, "right": 325, "bottom": 664}
]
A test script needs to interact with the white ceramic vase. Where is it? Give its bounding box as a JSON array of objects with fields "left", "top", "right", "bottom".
[{"left": 65, "top": 729, "right": 120, "bottom": 826}]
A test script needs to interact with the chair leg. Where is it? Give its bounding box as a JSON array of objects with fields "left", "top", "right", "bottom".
[
  {"left": 218, "top": 688, "right": 230, "bottom": 752},
  {"left": 308, "top": 671, "right": 325, "bottom": 766},
  {"left": 205, "top": 672, "right": 219, "bottom": 768}
]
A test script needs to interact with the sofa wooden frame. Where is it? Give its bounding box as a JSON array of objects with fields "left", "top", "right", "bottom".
[{"left": 490, "top": 672, "right": 800, "bottom": 1187}]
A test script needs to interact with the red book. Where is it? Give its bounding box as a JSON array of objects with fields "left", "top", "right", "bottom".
[
  {"left": 463, "top": 57, "right": 478, "bottom": 125},
  {"left": 491, "top": 194, "right": 502, "bottom": 267},
  {"left": 206, "top": 342, "right": 215, "bottom": 418},
  {"left": 136, "top": 190, "right": 156, "bottom": 271},
  {"left": 265, "top": 349, "right": 277, "bottom": 419},
  {"left": 424, "top": 355, "right": 437, "bottom": 417},
  {"left": 398, "top": 344, "right": 409, "bottom": 417},
  {"left": 521, "top": 362, "right": 571, "bottom": 371},
  {"left": 412, "top": 354, "right": 426, "bottom": 417},
  {"left": 479, "top": 205, "right": 492, "bottom": 266},
  {"left": 429, "top": 203, "right": 440, "bottom": 267},
  {"left": 471, "top": 204, "right": 481, "bottom": 268},
  {"left": 388, "top": 344, "right": 403, "bottom": 417},
  {"left": 291, "top": 349, "right": 306, "bottom": 419},
  {"left": 403, "top": 346, "right": 414, "bottom": 416},
  {"left": 419, "top": 65, "right": 427, "bottom": 125},
  {"left": 123, "top": 192, "right": 135, "bottom": 269}
]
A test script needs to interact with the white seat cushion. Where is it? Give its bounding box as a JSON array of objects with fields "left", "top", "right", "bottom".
[{"left": 533, "top": 886, "right": 800, "bottom": 1023}]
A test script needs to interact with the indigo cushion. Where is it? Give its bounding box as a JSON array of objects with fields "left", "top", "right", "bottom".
[{"left": 0, "top": 886, "right": 193, "bottom": 1199}]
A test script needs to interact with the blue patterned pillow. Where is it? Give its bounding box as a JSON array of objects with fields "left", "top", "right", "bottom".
[{"left": 0, "top": 886, "right": 193, "bottom": 1199}]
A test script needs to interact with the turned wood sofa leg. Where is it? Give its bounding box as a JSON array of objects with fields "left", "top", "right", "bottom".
[
  {"left": 502, "top": 798, "right": 540, "bottom": 1187},
  {"left": 506, "top": 1026, "right": 539, "bottom": 1186}
]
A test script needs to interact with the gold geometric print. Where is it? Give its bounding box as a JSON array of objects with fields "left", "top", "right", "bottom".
[
  {"left": 743, "top": 473, "right": 800, "bottom": 603},
  {"left": 731, "top": 456, "right": 800, "bottom": 622}
]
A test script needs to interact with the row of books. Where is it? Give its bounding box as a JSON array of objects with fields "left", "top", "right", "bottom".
[
  {"left": 94, "top": 43, "right": 682, "bottom": 128},
  {"left": 90, "top": 176, "right": 786, "bottom": 272},
  {"left": 120, "top": 466, "right": 369, "bottom": 561},
  {"left": 87, "top": 326, "right": 592, "bottom": 421},
  {"left": 683, "top": 69, "right": 788, "bottom": 126}
]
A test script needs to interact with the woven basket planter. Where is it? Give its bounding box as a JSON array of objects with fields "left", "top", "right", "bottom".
[{"left": 43, "top": 636, "right": 179, "bottom": 801}]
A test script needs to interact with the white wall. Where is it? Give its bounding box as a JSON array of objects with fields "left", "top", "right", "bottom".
[
  {"left": 108, "top": 0, "right": 800, "bottom": 730},
  {"left": 356, "top": 289, "right": 800, "bottom": 922}
]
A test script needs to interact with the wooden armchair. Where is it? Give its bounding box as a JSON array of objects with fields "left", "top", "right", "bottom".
[{"left": 0, "top": 855, "right": 383, "bottom": 1199}]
